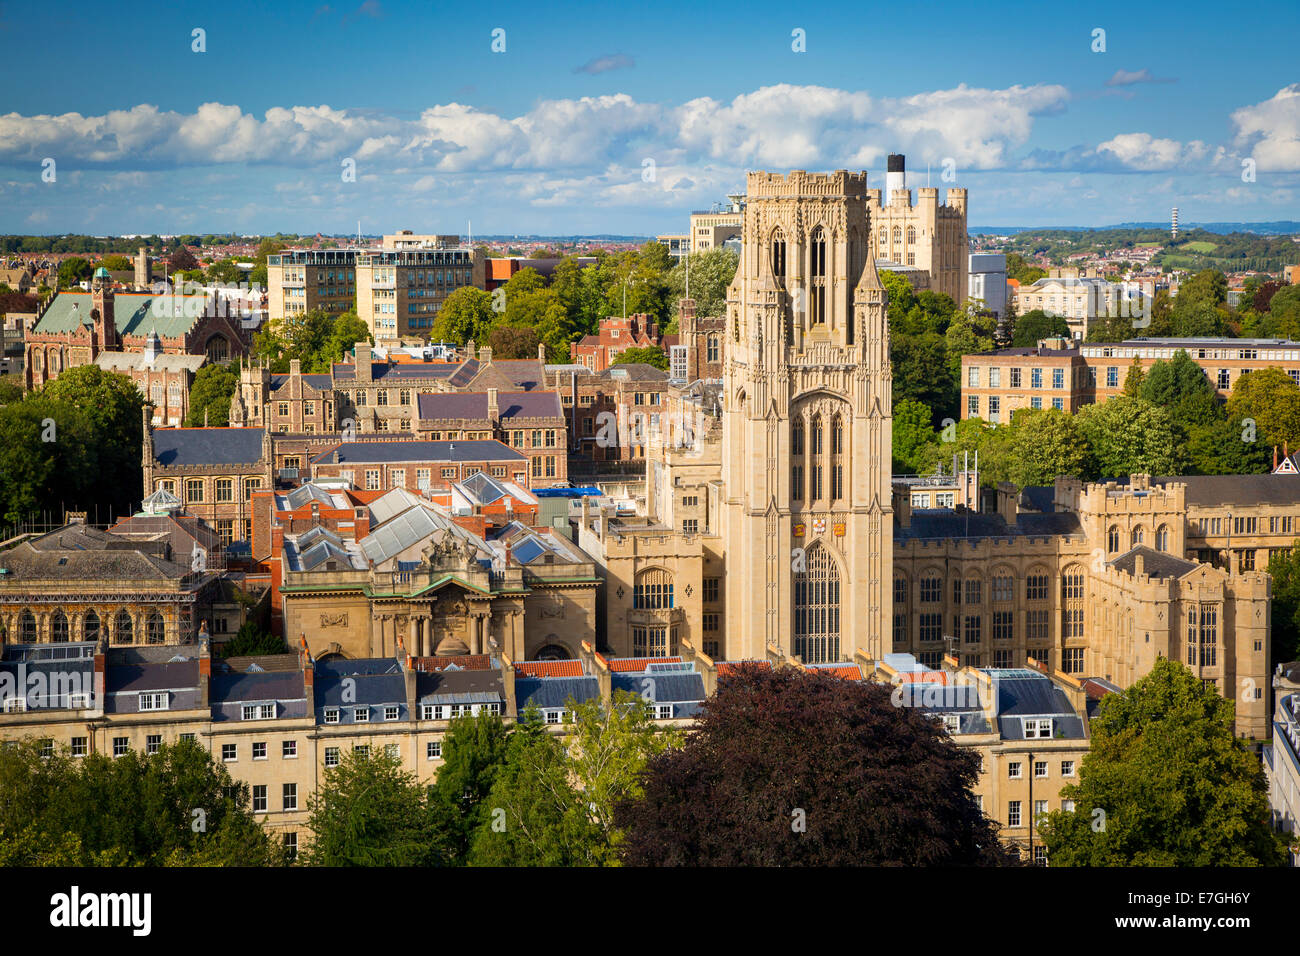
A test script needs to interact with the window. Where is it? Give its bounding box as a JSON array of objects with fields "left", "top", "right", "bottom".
[
  {"left": 994, "top": 650, "right": 1013, "bottom": 668},
  {"left": 993, "top": 611, "right": 1013, "bottom": 641},
  {"left": 215, "top": 478, "right": 234, "bottom": 502},
  {"left": 1106, "top": 366, "right": 1118, "bottom": 388},
  {"left": 1008, "top": 801, "right": 1022, "bottom": 828},
  {"left": 324, "top": 747, "right": 340, "bottom": 767},
  {"left": 632, "top": 626, "right": 669, "bottom": 657},
  {"left": 146, "top": 734, "right": 161, "bottom": 755},
  {"left": 283, "top": 832, "right": 298, "bottom": 862},
  {"left": 1217, "top": 368, "right": 1230, "bottom": 389},
  {"left": 967, "top": 366, "right": 980, "bottom": 388},
  {"left": 703, "top": 613, "right": 719, "bottom": 631},
  {"left": 283, "top": 783, "right": 298, "bottom": 811},
  {"left": 1061, "top": 760, "right": 1075, "bottom": 777},
  {"left": 366, "top": 469, "right": 381, "bottom": 490},
  {"left": 919, "top": 613, "right": 942, "bottom": 642},
  {"left": 384, "top": 705, "right": 400, "bottom": 721},
  {"left": 1031, "top": 367, "right": 1042, "bottom": 389},
  {"left": 968, "top": 395, "right": 979, "bottom": 417},
  {"left": 1026, "top": 574, "right": 1049, "bottom": 600},
  {"left": 354, "top": 745, "right": 370, "bottom": 757},
  {"left": 1027, "top": 609, "right": 1049, "bottom": 641},
  {"left": 1062, "top": 647, "right": 1085, "bottom": 673},
  {"left": 323, "top": 708, "right": 340, "bottom": 724},
  {"left": 221, "top": 744, "right": 237, "bottom": 762},
  {"left": 139, "top": 692, "right": 168, "bottom": 712},
  {"left": 1008, "top": 761, "right": 1022, "bottom": 779},
  {"left": 682, "top": 518, "right": 699, "bottom": 535},
  {"left": 1052, "top": 368, "right": 1064, "bottom": 389},
  {"left": 989, "top": 367, "right": 1001, "bottom": 388},
  {"left": 992, "top": 575, "right": 1013, "bottom": 602},
  {"left": 427, "top": 741, "right": 442, "bottom": 760},
  {"left": 242, "top": 703, "right": 275, "bottom": 721},
  {"left": 1052, "top": 397, "right": 1064, "bottom": 411},
  {"left": 919, "top": 575, "right": 941, "bottom": 603},
  {"left": 963, "top": 615, "right": 981, "bottom": 644},
  {"left": 71, "top": 737, "right": 87, "bottom": 758},
  {"left": 354, "top": 706, "right": 369, "bottom": 722},
  {"left": 1032, "top": 846, "right": 1047, "bottom": 866},
  {"left": 965, "top": 579, "right": 982, "bottom": 605},
  {"left": 252, "top": 741, "right": 267, "bottom": 760},
  {"left": 1030, "top": 396, "right": 1042, "bottom": 410},
  {"left": 1034, "top": 760, "right": 1049, "bottom": 778},
  {"left": 1237, "top": 549, "right": 1256, "bottom": 572},
  {"left": 1010, "top": 367, "right": 1021, "bottom": 388},
  {"left": 186, "top": 479, "right": 204, "bottom": 503},
  {"left": 283, "top": 740, "right": 298, "bottom": 759},
  {"left": 252, "top": 785, "right": 268, "bottom": 813},
  {"left": 703, "top": 578, "right": 720, "bottom": 603},
  {"left": 633, "top": 569, "right": 674, "bottom": 609}
]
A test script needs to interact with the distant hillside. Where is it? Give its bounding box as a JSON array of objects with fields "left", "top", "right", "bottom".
[{"left": 974, "top": 222, "right": 1300, "bottom": 236}]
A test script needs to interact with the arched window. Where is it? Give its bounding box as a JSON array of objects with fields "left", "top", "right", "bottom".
[
  {"left": 1131, "top": 526, "right": 1145, "bottom": 548},
  {"left": 205, "top": 335, "right": 230, "bottom": 363},
  {"left": 877, "top": 225, "right": 886, "bottom": 246},
  {"left": 1107, "top": 525, "right": 1120, "bottom": 553},
  {"left": 809, "top": 226, "right": 826, "bottom": 327},
  {"left": 829, "top": 414, "right": 844, "bottom": 500},
  {"left": 791, "top": 417, "right": 805, "bottom": 503},
  {"left": 1062, "top": 566, "right": 1085, "bottom": 640},
  {"left": 770, "top": 228, "right": 786, "bottom": 283},
  {"left": 20, "top": 609, "right": 36, "bottom": 642},
  {"left": 146, "top": 611, "right": 165, "bottom": 645},
  {"left": 633, "top": 569, "right": 674, "bottom": 610},
  {"left": 51, "top": 611, "right": 69, "bottom": 643},
  {"left": 1155, "top": 524, "right": 1170, "bottom": 552},
  {"left": 114, "top": 610, "right": 134, "bottom": 645},
  {"left": 810, "top": 414, "right": 823, "bottom": 500},
  {"left": 906, "top": 226, "right": 916, "bottom": 245},
  {"left": 535, "top": 642, "right": 572, "bottom": 661},
  {"left": 83, "top": 609, "right": 100, "bottom": 643},
  {"left": 794, "top": 546, "right": 840, "bottom": 663},
  {"left": 892, "top": 226, "right": 902, "bottom": 245}
]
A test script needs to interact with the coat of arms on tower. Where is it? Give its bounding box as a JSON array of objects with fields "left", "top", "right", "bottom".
[{"left": 813, "top": 517, "right": 827, "bottom": 535}]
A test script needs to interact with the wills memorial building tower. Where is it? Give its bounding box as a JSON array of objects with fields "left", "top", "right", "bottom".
[{"left": 721, "top": 170, "right": 893, "bottom": 663}]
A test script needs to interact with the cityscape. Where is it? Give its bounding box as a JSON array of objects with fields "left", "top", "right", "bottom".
[{"left": 0, "top": 0, "right": 1297, "bottom": 930}]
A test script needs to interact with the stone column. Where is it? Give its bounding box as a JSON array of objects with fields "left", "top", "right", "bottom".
[{"left": 409, "top": 614, "right": 420, "bottom": 659}]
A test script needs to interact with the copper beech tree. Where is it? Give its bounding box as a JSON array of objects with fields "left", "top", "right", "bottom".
[{"left": 615, "top": 665, "right": 1017, "bottom": 866}]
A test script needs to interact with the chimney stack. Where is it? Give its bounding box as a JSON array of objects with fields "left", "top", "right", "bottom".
[{"left": 487, "top": 387, "right": 499, "bottom": 425}]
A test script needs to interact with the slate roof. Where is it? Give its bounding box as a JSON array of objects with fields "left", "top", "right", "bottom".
[
  {"left": 416, "top": 390, "right": 562, "bottom": 421},
  {"left": 895, "top": 510, "right": 1082, "bottom": 541},
  {"left": 1019, "top": 486, "right": 1057, "bottom": 514},
  {"left": 414, "top": 667, "right": 504, "bottom": 703},
  {"left": 269, "top": 373, "right": 333, "bottom": 392},
  {"left": 105, "top": 660, "right": 200, "bottom": 694},
  {"left": 515, "top": 675, "right": 600, "bottom": 709},
  {"left": 1154, "top": 474, "right": 1300, "bottom": 508},
  {"left": 1108, "top": 545, "right": 1199, "bottom": 579},
  {"left": 990, "top": 670, "right": 1088, "bottom": 740},
  {"left": 601, "top": 363, "right": 671, "bottom": 382},
  {"left": 0, "top": 528, "right": 193, "bottom": 581},
  {"left": 32, "top": 292, "right": 209, "bottom": 338},
  {"left": 209, "top": 670, "right": 307, "bottom": 719},
  {"left": 312, "top": 440, "right": 524, "bottom": 465},
  {"left": 611, "top": 671, "right": 706, "bottom": 704},
  {"left": 153, "top": 428, "right": 265, "bottom": 467}
]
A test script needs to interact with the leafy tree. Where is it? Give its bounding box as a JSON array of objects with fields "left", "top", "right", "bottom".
[
  {"left": 0, "top": 738, "right": 281, "bottom": 866},
  {"left": 1038, "top": 658, "right": 1287, "bottom": 866},
  {"left": 1226, "top": 367, "right": 1300, "bottom": 451},
  {"left": 1171, "top": 299, "right": 1226, "bottom": 338},
  {"left": 944, "top": 304, "right": 996, "bottom": 382},
  {"left": 1010, "top": 309, "right": 1069, "bottom": 347},
  {"left": 665, "top": 248, "right": 739, "bottom": 321},
  {"left": 892, "top": 399, "right": 937, "bottom": 473},
  {"left": 316, "top": 312, "right": 371, "bottom": 372},
  {"left": 41, "top": 365, "right": 145, "bottom": 515},
  {"left": 1139, "top": 350, "right": 1220, "bottom": 430},
  {"left": 891, "top": 332, "right": 955, "bottom": 418},
  {"left": 216, "top": 620, "right": 285, "bottom": 657},
  {"left": 99, "top": 254, "right": 133, "bottom": 272},
  {"left": 1076, "top": 396, "right": 1186, "bottom": 477},
  {"left": 1186, "top": 416, "right": 1271, "bottom": 476},
  {"left": 0, "top": 397, "right": 99, "bottom": 524},
  {"left": 168, "top": 245, "right": 199, "bottom": 272},
  {"left": 303, "top": 748, "right": 440, "bottom": 866},
  {"left": 1269, "top": 286, "right": 1300, "bottom": 339},
  {"left": 183, "top": 363, "right": 240, "bottom": 427},
  {"left": 206, "top": 259, "right": 243, "bottom": 284},
  {"left": 615, "top": 666, "right": 1014, "bottom": 865},
  {"left": 488, "top": 324, "right": 541, "bottom": 360},
  {"left": 1005, "top": 408, "right": 1090, "bottom": 486},
  {"left": 427, "top": 711, "right": 510, "bottom": 865},
  {"left": 1121, "top": 356, "right": 1145, "bottom": 397},
  {"left": 467, "top": 712, "right": 594, "bottom": 866},
  {"left": 431, "top": 286, "right": 495, "bottom": 346},
  {"left": 57, "top": 257, "right": 92, "bottom": 288},
  {"left": 1176, "top": 268, "right": 1228, "bottom": 309},
  {"left": 615, "top": 346, "right": 669, "bottom": 370},
  {"left": 0, "top": 379, "right": 22, "bottom": 405},
  {"left": 1266, "top": 545, "right": 1300, "bottom": 666}
]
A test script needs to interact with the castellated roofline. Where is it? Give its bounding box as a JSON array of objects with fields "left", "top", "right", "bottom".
[{"left": 746, "top": 169, "right": 869, "bottom": 198}]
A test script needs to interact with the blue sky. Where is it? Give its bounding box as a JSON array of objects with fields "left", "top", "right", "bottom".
[{"left": 1, "top": 0, "right": 1298, "bottom": 235}]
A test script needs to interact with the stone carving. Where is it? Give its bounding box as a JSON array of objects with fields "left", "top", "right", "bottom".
[
  {"left": 320, "top": 613, "right": 348, "bottom": 627},
  {"left": 539, "top": 591, "right": 565, "bottom": 619}
]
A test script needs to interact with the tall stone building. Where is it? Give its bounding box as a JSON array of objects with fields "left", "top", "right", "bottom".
[
  {"left": 721, "top": 169, "right": 893, "bottom": 664},
  {"left": 869, "top": 154, "right": 968, "bottom": 304}
]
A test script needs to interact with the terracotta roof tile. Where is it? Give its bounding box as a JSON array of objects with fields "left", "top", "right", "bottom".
[
  {"left": 515, "top": 660, "right": 584, "bottom": 678},
  {"left": 607, "top": 656, "right": 681, "bottom": 672}
]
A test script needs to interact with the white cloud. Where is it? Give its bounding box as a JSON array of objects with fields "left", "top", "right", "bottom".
[{"left": 1231, "top": 84, "right": 1300, "bottom": 172}]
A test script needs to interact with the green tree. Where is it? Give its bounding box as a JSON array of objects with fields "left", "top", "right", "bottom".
[
  {"left": 1186, "top": 416, "right": 1271, "bottom": 475},
  {"left": 432, "top": 286, "right": 495, "bottom": 346},
  {"left": 891, "top": 332, "right": 955, "bottom": 418},
  {"left": 1139, "top": 350, "right": 1220, "bottom": 430},
  {"left": 1006, "top": 408, "right": 1090, "bottom": 485},
  {"left": 615, "top": 346, "right": 669, "bottom": 370},
  {"left": 206, "top": 259, "right": 243, "bottom": 284},
  {"left": 1010, "top": 309, "right": 1070, "bottom": 347},
  {"left": 1227, "top": 367, "right": 1300, "bottom": 450},
  {"left": 0, "top": 379, "right": 23, "bottom": 405},
  {"left": 168, "top": 245, "right": 199, "bottom": 272},
  {"left": 665, "top": 248, "right": 739, "bottom": 322},
  {"left": 1266, "top": 545, "right": 1300, "bottom": 666},
  {"left": 1269, "top": 285, "right": 1300, "bottom": 339},
  {"left": 1038, "top": 658, "right": 1287, "bottom": 866},
  {"left": 315, "top": 311, "right": 371, "bottom": 372},
  {"left": 488, "top": 324, "right": 541, "bottom": 360},
  {"left": 58, "top": 257, "right": 92, "bottom": 288},
  {"left": 41, "top": 365, "right": 146, "bottom": 515},
  {"left": 216, "top": 620, "right": 285, "bottom": 657},
  {"left": 892, "top": 399, "right": 938, "bottom": 473},
  {"left": 0, "top": 397, "right": 99, "bottom": 524},
  {"left": 183, "top": 363, "right": 240, "bottom": 427},
  {"left": 303, "top": 748, "right": 440, "bottom": 866},
  {"left": 427, "top": 711, "right": 511, "bottom": 865},
  {"left": 1121, "top": 356, "right": 1145, "bottom": 397},
  {"left": 99, "top": 254, "right": 133, "bottom": 272},
  {"left": 1076, "top": 396, "right": 1186, "bottom": 477},
  {"left": 0, "top": 738, "right": 280, "bottom": 866}
]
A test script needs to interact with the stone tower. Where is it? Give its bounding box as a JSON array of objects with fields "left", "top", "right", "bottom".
[
  {"left": 90, "top": 267, "right": 117, "bottom": 354},
  {"left": 720, "top": 169, "right": 893, "bottom": 663}
]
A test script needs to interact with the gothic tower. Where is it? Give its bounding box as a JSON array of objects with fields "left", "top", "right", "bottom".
[{"left": 720, "top": 169, "right": 893, "bottom": 663}]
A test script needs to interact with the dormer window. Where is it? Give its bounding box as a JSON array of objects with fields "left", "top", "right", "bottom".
[
  {"left": 241, "top": 703, "right": 275, "bottom": 721},
  {"left": 1023, "top": 718, "right": 1054, "bottom": 739},
  {"left": 139, "top": 692, "right": 169, "bottom": 712}
]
